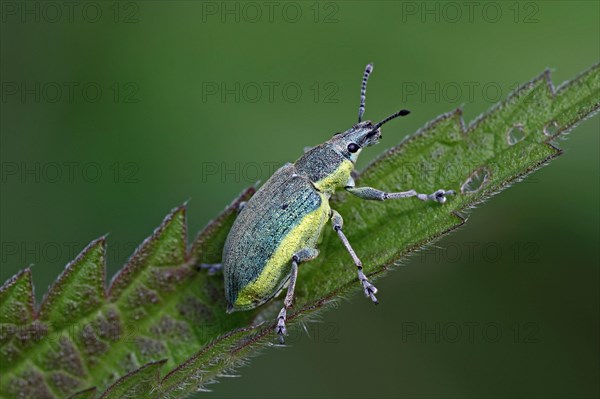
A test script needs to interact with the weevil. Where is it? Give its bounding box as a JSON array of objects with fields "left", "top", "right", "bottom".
[{"left": 210, "top": 64, "right": 455, "bottom": 343}]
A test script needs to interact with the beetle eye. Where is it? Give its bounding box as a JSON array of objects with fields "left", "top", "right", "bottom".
[{"left": 347, "top": 143, "right": 360, "bottom": 153}]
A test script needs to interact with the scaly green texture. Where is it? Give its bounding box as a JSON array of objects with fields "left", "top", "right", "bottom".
[{"left": 1, "top": 64, "right": 598, "bottom": 399}]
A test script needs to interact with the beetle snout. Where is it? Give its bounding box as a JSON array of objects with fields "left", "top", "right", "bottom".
[{"left": 362, "top": 128, "right": 382, "bottom": 146}]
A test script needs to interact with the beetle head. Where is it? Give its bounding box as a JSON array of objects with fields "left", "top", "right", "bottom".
[
  {"left": 327, "top": 64, "right": 412, "bottom": 163},
  {"left": 329, "top": 109, "right": 410, "bottom": 163}
]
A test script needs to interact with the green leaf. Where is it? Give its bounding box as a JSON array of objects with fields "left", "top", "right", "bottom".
[
  {"left": 98, "top": 359, "right": 166, "bottom": 399},
  {"left": 67, "top": 387, "right": 96, "bottom": 399},
  {"left": 0, "top": 64, "right": 598, "bottom": 399},
  {"left": 39, "top": 238, "right": 106, "bottom": 329},
  {"left": 0, "top": 268, "right": 34, "bottom": 326}
]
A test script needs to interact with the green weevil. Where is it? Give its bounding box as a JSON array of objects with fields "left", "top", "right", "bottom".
[{"left": 213, "top": 64, "right": 455, "bottom": 343}]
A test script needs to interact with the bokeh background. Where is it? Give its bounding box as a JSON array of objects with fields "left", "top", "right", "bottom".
[{"left": 1, "top": 1, "right": 598, "bottom": 398}]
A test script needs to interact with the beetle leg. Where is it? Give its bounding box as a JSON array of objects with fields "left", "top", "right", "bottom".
[
  {"left": 330, "top": 210, "right": 379, "bottom": 304},
  {"left": 276, "top": 248, "right": 319, "bottom": 344},
  {"left": 346, "top": 184, "right": 455, "bottom": 204}
]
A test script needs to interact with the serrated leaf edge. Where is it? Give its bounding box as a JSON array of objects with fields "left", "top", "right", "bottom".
[{"left": 38, "top": 237, "right": 107, "bottom": 321}]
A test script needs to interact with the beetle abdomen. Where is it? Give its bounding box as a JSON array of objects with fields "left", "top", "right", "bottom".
[{"left": 223, "top": 164, "right": 330, "bottom": 311}]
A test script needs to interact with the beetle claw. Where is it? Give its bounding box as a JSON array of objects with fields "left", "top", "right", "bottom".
[
  {"left": 358, "top": 269, "right": 379, "bottom": 304},
  {"left": 362, "top": 280, "right": 379, "bottom": 304},
  {"left": 276, "top": 307, "right": 287, "bottom": 343},
  {"left": 432, "top": 189, "right": 456, "bottom": 203}
]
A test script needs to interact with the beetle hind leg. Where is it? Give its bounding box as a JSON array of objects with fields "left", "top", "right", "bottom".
[
  {"left": 331, "top": 209, "right": 379, "bottom": 304},
  {"left": 276, "top": 248, "right": 319, "bottom": 344}
]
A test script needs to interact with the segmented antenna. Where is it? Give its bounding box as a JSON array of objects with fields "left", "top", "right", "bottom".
[
  {"left": 358, "top": 63, "right": 374, "bottom": 123},
  {"left": 366, "top": 109, "right": 411, "bottom": 138}
]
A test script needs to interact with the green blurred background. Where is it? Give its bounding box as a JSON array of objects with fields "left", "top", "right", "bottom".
[{"left": 1, "top": 1, "right": 598, "bottom": 398}]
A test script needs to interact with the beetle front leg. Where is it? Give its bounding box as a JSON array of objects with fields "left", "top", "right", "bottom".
[
  {"left": 276, "top": 248, "right": 319, "bottom": 344},
  {"left": 345, "top": 177, "right": 455, "bottom": 204},
  {"left": 330, "top": 210, "right": 378, "bottom": 304}
]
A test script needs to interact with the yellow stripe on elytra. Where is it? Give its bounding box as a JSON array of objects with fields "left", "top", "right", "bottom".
[
  {"left": 234, "top": 195, "right": 330, "bottom": 309},
  {"left": 313, "top": 159, "right": 354, "bottom": 193}
]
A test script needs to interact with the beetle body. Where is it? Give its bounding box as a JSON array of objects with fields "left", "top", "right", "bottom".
[
  {"left": 224, "top": 127, "right": 373, "bottom": 312},
  {"left": 219, "top": 64, "right": 455, "bottom": 342},
  {"left": 223, "top": 162, "right": 331, "bottom": 311}
]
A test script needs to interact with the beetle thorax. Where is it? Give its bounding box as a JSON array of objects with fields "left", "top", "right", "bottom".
[{"left": 294, "top": 144, "right": 354, "bottom": 194}]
